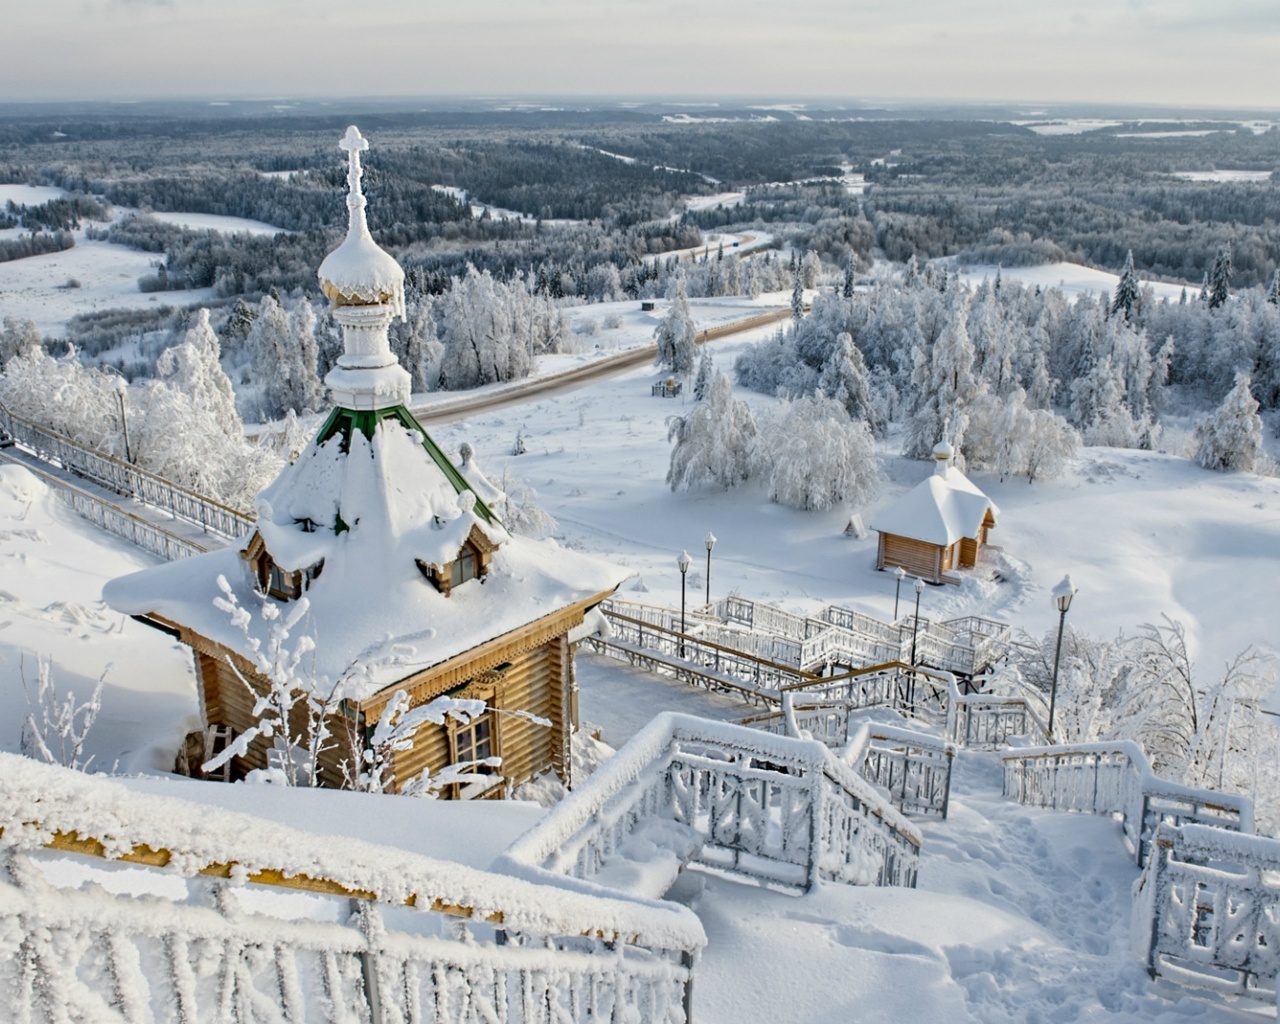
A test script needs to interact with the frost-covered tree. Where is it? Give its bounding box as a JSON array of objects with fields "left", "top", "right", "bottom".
[
  {"left": 905, "top": 295, "right": 982, "bottom": 459},
  {"left": 654, "top": 276, "right": 698, "bottom": 376},
  {"left": 247, "top": 294, "right": 320, "bottom": 420},
  {"left": 155, "top": 308, "right": 241, "bottom": 440},
  {"left": 1111, "top": 250, "right": 1141, "bottom": 322},
  {"left": 1269, "top": 269, "right": 1280, "bottom": 306},
  {"left": 693, "top": 348, "right": 715, "bottom": 401},
  {"left": 799, "top": 249, "right": 822, "bottom": 289},
  {"left": 754, "top": 393, "right": 880, "bottom": 511},
  {"left": 667, "top": 372, "right": 757, "bottom": 491},
  {"left": 1207, "top": 243, "right": 1232, "bottom": 310},
  {"left": 0, "top": 316, "right": 41, "bottom": 370},
  {"left": 790, "top": 270, "right": 805, "bottom": 323},
  {"left": 842, "top": 256, "right": 855, "bottom": 299},
  {"left": 1194, "top": 372, "right": 1265, "bottom": 472},
  {"left": 818, "top": 332, "right": 883, "bottom": 435}
]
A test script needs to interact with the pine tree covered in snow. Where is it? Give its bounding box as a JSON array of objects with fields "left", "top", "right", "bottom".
[
  {"left": 693, "top": 349, "right": 715, "bottom": 401},
  {"left": 247, "top": 295, "right": 322, "bottom": 420},
  {"left": 1111, "top": 250, "right": 1141, "bottom": 322},
  {"left": 1269, "top": 269, "right": 1280, "bottom": 306},
  {"left": 1207, "top": 243, "right": 1232, "bottom": 310},
  {"left": 790, "top": 270, "right": 804, "bottom": 323},
  {"left": 667, "top": 373, "right": 756, "bottom": 491},
  {"left": 818, "top": 332, "right": 883, "bottom": 435},
  {"left": 753, "top": 393, "right": 880, "bottom": 511},
  {"left": 904, "top": 294, "right": 982, "bottom": 460},
  {"left": 1194, "top": 372, "right": 1265, "bottom": 472},
  {"left": 654, "top": 277, "right": 698, "bottom": 376}
]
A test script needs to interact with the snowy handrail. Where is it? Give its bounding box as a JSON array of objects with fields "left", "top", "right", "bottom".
[
  {"left": 0, "top": 754, "right": 703, "bottom": 950},
  {"left": 1138, "top": 822, "right": 1280, "bottom": 998},
  {"left": 498, "top": 712, "right": 921, "bottom": 897},
  {"left": 0, "top": 401, "right": 254, "bottom": 536},
  {"left": 1001, "top": 741, "right": 1253, "bottom": 866}
]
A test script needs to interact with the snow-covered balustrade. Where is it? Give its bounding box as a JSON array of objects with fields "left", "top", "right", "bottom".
[
  {"left": 710, "top": 596, "right": 1007, "bottom": 678},
  {"left": 951, "top": 694, "right": 1050, "bottom": 749},
  {"left": 498, "top": 713, "right": 921, "bottom": 899},
  {"left": 744, "top": 708, "right": 954, "bottom": 819},
  {"left": 846, "top": 721, "right": 955, "bottom": 819},
  {"left": 1137, "top": 822, "right": 1280, "bottom": 999},
  {"left": 594, "top": 606, "right": 814, "bottom": 697},
  {"left": 0, "top": 401, "right": 254, "bottom": 537},
  {"left": 1001, "top": 741, "right": 1253, "bottom": 866},
  {"left": 605, "top": 597, "right": 720, "bottom": 634},
  {"left": 783, "top": 664, "right": 951, "bottom": 729},
  {"left": 0, "top": 754, "right": 703, "bottom": 1023},
  {"left": 49, "top": 475, "right": 208, "bottom": 561}
]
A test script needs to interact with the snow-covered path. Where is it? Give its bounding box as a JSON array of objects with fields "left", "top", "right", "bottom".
[{"left": 669, "top": 751, "right": 1261, "bottom": 1023}]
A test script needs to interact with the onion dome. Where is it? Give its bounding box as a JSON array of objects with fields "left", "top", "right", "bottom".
[{"left": 317, "top": 126, "right": 405, "bottom": 320}]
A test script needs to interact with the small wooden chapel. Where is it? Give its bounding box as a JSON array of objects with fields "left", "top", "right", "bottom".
[
  {"left": 870, "top": 441, "right": 999, "bottom": 585},
  {"left": 105, "top": 127, "right": 625, "bottom": 797}
]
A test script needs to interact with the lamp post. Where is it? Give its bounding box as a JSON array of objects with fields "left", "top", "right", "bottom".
[
  {"left": 113, "top": 377, "right": 132, "bottom": 464},
  {"left": 909, "top": 576, "right": 925, "bottom": 665},
  {"left": 892, "top": 565, "right": 907, "bottom": 620},
  {"left": 704, "top": 532, "right": 716, "bottom": 607},
  {"left": 1047, "top": 574, "right": 1077, "bottom": 741},
  {"left": 678, "top": 550, "right": 691, "bottom": 658}
]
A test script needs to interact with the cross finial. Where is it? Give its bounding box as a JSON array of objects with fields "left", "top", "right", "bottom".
[{"left": 339, "top": 125, "right": 368, "bottom": 209}]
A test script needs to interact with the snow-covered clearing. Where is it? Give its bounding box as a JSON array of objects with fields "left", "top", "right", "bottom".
[
  {"left": 1168, "top": 170, "right": 1274, "bottom": 184},
  {"left": 143, "top": 210, "right": 286, "bottom": 235},
  {"left": 0, "top": 235, "right": 215, "bottom": 337},
  {"left": 957, "top": 261, "right": 1190, "bottom": 304},
  {"left": 0, "top": 183, "right": 70, "bottom": 207}
]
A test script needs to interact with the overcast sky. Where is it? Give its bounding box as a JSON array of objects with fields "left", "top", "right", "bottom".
[{"left": 6, "top": 0, "right": 1280, "bottom": 109}]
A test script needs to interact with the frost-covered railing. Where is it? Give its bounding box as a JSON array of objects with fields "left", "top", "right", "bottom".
[
  {"left": 46, "top": 471, "right": 209, "bottom": 561},
  {"left": 1001, "top": 741, "right": 1253, "bottom": 866},
  {"left": 0, "top": 402, "right": 254, "bottom": 538},
  {"left": 498, "top": 713, "right": 921, "bottom": 898},
  {"left": 604, "top": 597, "right": 720, "bottom": 633},
  {"left": 744, "top": 707, "right": 954, "bottom": 819},
  {"left": 0, "top": 754, "right": 703, "bottom": 1023},
  {"left": 782, "top": 663, "right": 951, "bottom": 729},
  {"left": 594, "top": 606, "right": 816, "bottom": 696},
  {"left": 1137, "top": 822, "right": 1280, "bottom": 999},
  {"left": 951, "top": 694, "right": 1050, "bottom": 749},
  {"left": 846, "top": 721, "right": 955, "bottom": 819},
  {"left": 710, "top": 596, "right": 1007, "bottom": 677}
]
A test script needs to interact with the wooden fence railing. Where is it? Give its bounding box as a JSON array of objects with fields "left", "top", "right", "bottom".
[
  {"left": 0, "top": 401, "right": 254, "bottom": 539},
  {"left": 1137, "top": 822, "right": 1280, "bottom": 1000},
  {"left": 1001, "top": 741, "right": 1253, "bottom": 867},
  {"left": 497, "top": 712, "right": 921, "bottom": 898},
  {"left": 0, "top": 753, "right": 702, "bottom": 1024}
]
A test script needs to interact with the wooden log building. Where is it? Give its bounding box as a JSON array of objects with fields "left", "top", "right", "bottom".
[
  {"left": 105, "top": 128, "right": 623, "bottom": 797},
  {"left": 871, "top": 441, "right": 999, "bottom": 585}
]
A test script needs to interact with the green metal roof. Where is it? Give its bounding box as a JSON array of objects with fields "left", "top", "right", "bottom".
[{"left": 313, "top": 405, "right": 499, "bottom": 526}]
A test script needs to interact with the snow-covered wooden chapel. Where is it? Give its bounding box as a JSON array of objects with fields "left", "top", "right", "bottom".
[
  {"left": 871, "top": 441, "right": 999, "bottom": 585},
  {"left": 106, "top": 127, "right": 625, "bottom": 797}
]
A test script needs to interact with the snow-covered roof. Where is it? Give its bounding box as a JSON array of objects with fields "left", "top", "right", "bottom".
[
  {"left": 871, "top": 464, "right": 999, "bottom": 547},
  {"left": 105, "top": 413, "right": 626, "bottom": 702}
]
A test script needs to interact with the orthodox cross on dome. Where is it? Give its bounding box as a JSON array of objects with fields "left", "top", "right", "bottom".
[{"left": 339, "top": 125, "right": 369, "bottom": 215}]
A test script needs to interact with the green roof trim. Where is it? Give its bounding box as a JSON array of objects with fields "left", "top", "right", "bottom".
[{"left": 312, "top": 405, "right": 498, "bottom": 526}]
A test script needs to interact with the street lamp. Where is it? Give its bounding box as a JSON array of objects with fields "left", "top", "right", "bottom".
[
  {"left": 113, "top": 377, "right": 132, "bottom": 464},
  {"left": 1047, "top": 574, "right": 1077, "bottom": 741},
  {"left": 892, "top": 565, "right": 907, "bottom": 620},
  {"left": 678, "top": 550, "right": 691, "bottom": 658},
  {"left": 704, "top": 532, "right": 716, "bottom": 607},
  {"left": 909, "top": 576, "right": 925, "bottom": 665}
]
